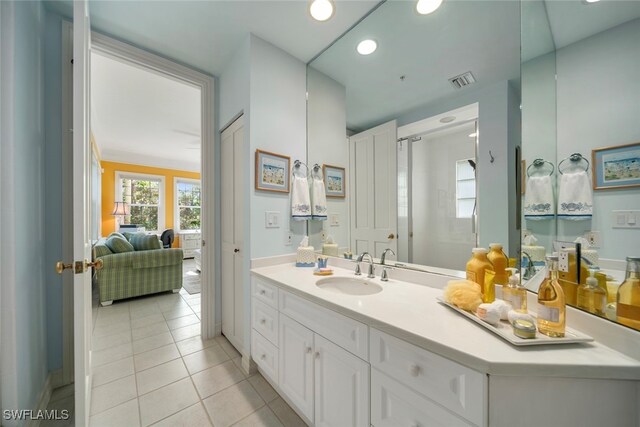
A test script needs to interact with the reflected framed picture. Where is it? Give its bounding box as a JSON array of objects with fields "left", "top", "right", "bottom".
[
  {"left": 592, "top": 142, "right": 640, "bottom": 190},
  {"left": 255, "top": 149, "right": 290, "bottom": 193},
  {"left": 323, "top": 164, "right": 346, "bottom": 198}
]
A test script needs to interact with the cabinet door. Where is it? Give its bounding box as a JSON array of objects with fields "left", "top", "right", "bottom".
[
  {"left": 279, "top": 314, "right": 314, "bottom": 421},
  {"left": 314, "top": 335, "right": 370, "bottom": 427}
]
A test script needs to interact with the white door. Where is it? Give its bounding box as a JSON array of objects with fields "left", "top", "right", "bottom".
[
  {"left": 221, "top": 116, "right": 244, "bottom": 352},
  {"left": 314, "top": 335, "right": 370, "bottom": 427},
  {"left": 349, "top": 120, "right": 398, "bottom": 258},
  {"left": 73, "top": 1, "right": 93, "bottom": 424},
  {"left": 279, "top": 314, "right": 314, "bottom": 421}
]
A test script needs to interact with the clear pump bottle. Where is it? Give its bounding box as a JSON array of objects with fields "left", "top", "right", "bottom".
[
  {"left": 616, "top": 257, "right": 640, "bottom": 331},
  {"left": 577, "top": 268, "right": 607, "bottom": 317},
  {"left": 537, "top": 255, "right": 566, "bottom": 337},
  {"left": 502, "top": 267, "right": 527, "bottom": 313}
]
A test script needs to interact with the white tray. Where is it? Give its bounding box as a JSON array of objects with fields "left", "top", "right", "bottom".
[{"left": 436, "top": 297, "right": 594, "bottom": 346}]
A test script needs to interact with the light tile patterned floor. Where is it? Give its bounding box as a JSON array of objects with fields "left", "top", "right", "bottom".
[{"left": 85, "top": 288, "right": 306, "bottom": 427}]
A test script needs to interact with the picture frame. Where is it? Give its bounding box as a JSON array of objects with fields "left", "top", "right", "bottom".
[
  {"left": 323, "top": 164, "right": 346, "bottom": 198},
  {"left": 592, "top": 142, "right": 640, "bottom": 190},
  {"left": 255, "top": 149, "right": 290, "bottom": 193}
]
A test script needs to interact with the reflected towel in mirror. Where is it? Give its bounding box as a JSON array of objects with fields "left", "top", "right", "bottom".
[
  {"left": 558, "top": 171, "right": 593, "bottom": 221},
  {"left": 311, "top": 175, "right": 327, "bottom": 220},
  {"left": 524, "top": 175, "right": 555, "bottom": 220}
]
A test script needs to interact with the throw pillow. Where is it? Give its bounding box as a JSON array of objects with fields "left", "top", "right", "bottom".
[
  {"left": 128, "top": 233, "right": 162, "bottom": 251},
  {"left": 106, "top": 235, "right": 134, "bottom": 253},
  {"left": 108, "top": 231, "right": 127, "bottom": 241},
  {"left": 93, "top": 243, "right": 113, "bottom": 258}
]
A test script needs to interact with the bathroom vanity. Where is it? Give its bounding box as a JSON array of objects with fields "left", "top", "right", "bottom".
[{"left": 250, "top": 259, "right": 640, "bottom": 427}]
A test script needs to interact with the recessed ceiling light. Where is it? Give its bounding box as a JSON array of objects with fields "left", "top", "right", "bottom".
[
  {"left": 583, "top": 0, "right": 600, "bottom": 3},
  {"left": 416, "top": 0, "right": 443, "bottom": 15},
  {"left": 357, "top": 39, "right": 377, "bottom": 55},
  {"left": 439, "top": 116, "right": 456, "bottom": 123},
  {"left": 469, "top": 132, "right": 478, "bottom": 138},
  {"left": 309, "top": 0, "right": 334, "bottom": 22}
]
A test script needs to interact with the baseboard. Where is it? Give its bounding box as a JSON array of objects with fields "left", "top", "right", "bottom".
[
  {"left": 214, "top": 321, "right": 222, "bottom": 336},
  {"left": 25, "top": 372, "right": 55, "bottom": 427}
]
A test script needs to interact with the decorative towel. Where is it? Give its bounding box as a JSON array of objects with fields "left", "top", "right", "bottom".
[
  {"left": 291, "top": 174, "right": 311, "bottom": 221},
  {"left": 524, "top": 175, "right": 555, "bottom": 220},
  {"left": 558, "top": 171, "right": 593, "bottom": 220},
  {"left": 311, "top": 175, "right": 327, "bottom": 221}
]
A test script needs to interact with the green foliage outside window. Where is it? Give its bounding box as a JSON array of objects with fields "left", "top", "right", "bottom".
[
  {"left": 122, "top": 178, "right": 160, "bottom": 231},
  {"left": 177, "top": 181, "right": 201, "bottom": 230}
]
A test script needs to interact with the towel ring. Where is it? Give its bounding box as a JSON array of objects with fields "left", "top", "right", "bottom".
[
  {"left": 558, "top": 153, "right": 589, "bottom": 175},
  {"left": 311, "top": 163, "right": 322, "bottom": 179},
  {"left": 293, "top": 160, "right": 308, "bottom": 177},
  {"left": 526, "top": 158, "right": 554, "bottom": 177}
]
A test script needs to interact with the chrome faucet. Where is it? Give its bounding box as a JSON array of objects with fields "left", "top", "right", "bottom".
[
  {"left": 380, "top": 248, "right": 396, "bottom": 282},
  {"left": 355, "top": 252, "right": 375, "bottom": 278},
  {"left": 522, "top": 251, "right": 536, "bottom": 281}
]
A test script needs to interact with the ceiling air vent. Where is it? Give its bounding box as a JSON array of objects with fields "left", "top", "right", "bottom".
[{"left": 449, "top": 72, "right": 476, "bottom": 89}]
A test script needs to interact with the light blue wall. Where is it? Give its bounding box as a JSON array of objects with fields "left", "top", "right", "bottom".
[
  {"left": 1, "top": 0, "right": 50, "bottom": 419},
  {"left": 43, "top": 11, "right": 64, "bottom": 372},
  {"left": 556, "top": 19, "right": 640, "bottom": 260},
  {"left": 396, "top": 80, "right": 521, "bottom": 256}
]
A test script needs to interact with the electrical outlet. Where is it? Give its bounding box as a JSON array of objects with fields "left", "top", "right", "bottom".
[
  {"left": 584, "top": 231, "right": 601, "bottom": 248},
  {"left": 321, "top": 230, "right": 327, "bottom": 242},
  {"left": 284, "top": 231, "right": 292, "bottom": 246},
  {"left": 330, "top": 214, "right": 340, "bottom": 226}
]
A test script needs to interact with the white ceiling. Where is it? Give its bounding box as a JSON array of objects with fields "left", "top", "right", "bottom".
[
  {"left": 91, "top": 52, "right": 202, "bottom": 172},
  {"left": 45, "top": 0, "right": 380, "bottom": 75},
  {"left": 310, "top": 0, "right": 521, "bottom": 131}
]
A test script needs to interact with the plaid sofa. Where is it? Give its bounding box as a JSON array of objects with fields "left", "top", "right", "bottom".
[{"left": 94, "top": 233, "right": 183, "bottom": 305}]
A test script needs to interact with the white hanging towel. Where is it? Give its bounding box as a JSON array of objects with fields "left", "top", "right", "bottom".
[
  {"left": 558, "top": 170, "right": 593, "bottom": 221},
  {"left": 291, "top": 174, "right": 311, "bottom": 221},
  {"left": 524, "top": 175, "right": 555, "bottom": 220},
  {"left": 311, "top": 175, "right": 328, "bottom": 221}
]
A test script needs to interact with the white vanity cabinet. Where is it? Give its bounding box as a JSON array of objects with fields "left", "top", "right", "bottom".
[{"left": 178, "top": 231, "right": 201, "bottom": 258}]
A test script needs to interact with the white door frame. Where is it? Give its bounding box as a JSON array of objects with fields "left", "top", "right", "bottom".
[{"left": 60, "top": 24, "right": 217, "bottom": 380}]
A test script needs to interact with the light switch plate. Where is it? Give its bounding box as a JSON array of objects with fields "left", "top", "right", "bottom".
[
  {"left": 612, "top": 210, "right": 640, "bottom": 229},
  {"left": 265, "top": 211, "right": 280, "bottom": 228},
  {"left": 330, "top": 214, "right": 340, "bottom": 226}
]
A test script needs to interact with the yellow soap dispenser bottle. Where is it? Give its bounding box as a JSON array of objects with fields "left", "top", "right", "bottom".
[
  {"left": 537, "top": 255, "right": 566, "bottom": 337},
  {"left": 466, "top": 248, "right": 495, "bottom": 303},
  {"left": 502, "top": 267, "right": 527, "bottom": 313},
  {"left": 616, "top": 257, "right": 640, "bottom": 331},
  {"left": 577, "top": 268, "right": 607, "bottom": 316}
]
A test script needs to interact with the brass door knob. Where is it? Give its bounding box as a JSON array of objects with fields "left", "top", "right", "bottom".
[
  {"left": 388, "top": 233, "right": 395, "bottom": 240},
  {"left": 55, "top": 262, "right": 73, "bottom": 274},
  {"left": 86, "top": 259, "right": 104, "bottom": 270}
]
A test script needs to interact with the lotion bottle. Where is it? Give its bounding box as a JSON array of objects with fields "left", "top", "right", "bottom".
[
  {"left": 502, "top": 268, "right": 527, "bottom": 313},
  {"left": 616, "top": 257, "right": 640, "bottom": 331},
  {"left": 577, "top": 268, "right": 607, "bottom": 316},
  {"left": 466, "top": 248, "right": 494, "bottom": 303},
  {"left": 537, "top": 255, "right": 566, "bottom": 337}
]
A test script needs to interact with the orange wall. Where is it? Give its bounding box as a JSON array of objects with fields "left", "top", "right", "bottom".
[{"left": 101, "top": 161, "right": 200, "bottom": 247}]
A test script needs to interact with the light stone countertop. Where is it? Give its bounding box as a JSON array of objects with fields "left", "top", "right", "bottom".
[{"left": 251, "top": 262, "right": 640, "bottom": 380}]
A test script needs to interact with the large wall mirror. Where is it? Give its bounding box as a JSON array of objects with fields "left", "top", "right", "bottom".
[
  {"left": 522, "top": 0, "right": 640, "bottom": 330},
  {"left": 306, "top": 0, "right": 521, "bottom": 274}
]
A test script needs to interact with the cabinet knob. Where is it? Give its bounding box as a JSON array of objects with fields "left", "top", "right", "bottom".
[
  {"left": 410, "top": 422, "right": 421, "bottom": 427},
  {"left": 234, "top": 248, "right": 240, "bottom": 253},
  {"left": 315, "top": 351, "right": 321, "bottom": 359},
  {"left": 408, "top": 364, "right": 421, "bottom": 377},
  {"left": 259, "top": 289, "right": 266, "bottom": 295},
  {"left": 260, "top": 354, "right": 266, "bottom": 360},
  {"left": 306, "top": 346, "right": 313, "bottom": 354},
  {"left": 260, "top": 318, "right": 266, "bottom": 325}
]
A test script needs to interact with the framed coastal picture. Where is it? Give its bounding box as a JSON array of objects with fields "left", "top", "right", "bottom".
[
  {"left": 255, "top": 150, "right": 290, "bottom": 193},
  {"left": 323, "top": 164, "right": 346, "bottom": 198},
  {"left": 592, "top": 142, "right": 640, "bottom": 190}
]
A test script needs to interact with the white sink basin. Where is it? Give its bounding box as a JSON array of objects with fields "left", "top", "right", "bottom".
[{"left": 315, "top": 277, "right": 383, "bottom": 296}]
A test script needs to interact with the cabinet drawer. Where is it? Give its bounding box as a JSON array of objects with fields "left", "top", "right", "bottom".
[
  {"left": 372, "top": 370, "right": 474, "bottom": 427},
  {"left": 252, "top": 299, "right": 278, "bottom": 345},
  {"left": 252, "top": 278, "right": 279, "bottom": 309},
  {"left": 279, "top": 290, "right": 368, "bottom": 361},
  {"left": 252, "top": 330, "right": 278, "bottom": 384},
  {"left": 370, "top": 329, "right": 485, "bottom": 425}
]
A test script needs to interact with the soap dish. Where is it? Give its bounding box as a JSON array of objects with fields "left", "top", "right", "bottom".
[{"left": 313, "top": 268, "right": 334, "bottom": 276}]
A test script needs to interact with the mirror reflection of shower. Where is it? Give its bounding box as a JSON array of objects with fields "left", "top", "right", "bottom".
[{"left": 398, "top": 108, "right": 478, "bottom": 270}]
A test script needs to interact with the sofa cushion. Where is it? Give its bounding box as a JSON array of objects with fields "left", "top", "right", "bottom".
[
  {"left": 108, "top": 231, "right": 127, "bottom": 241},
  {"left": 128, "top": 233, "right": 162, "bottom": 251},
  {"left": 131, "top": 248, "right": 183, "bottom": 269},
  {"left": 93, "top": 242, "right": 113, "bottom": 258},
  {"left": 106, "top": 235, "right": 135, "bottom": 253}
]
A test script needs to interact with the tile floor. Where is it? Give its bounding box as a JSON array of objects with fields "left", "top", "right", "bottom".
[{"left": 55, "top": 288, "right": 306, "bottom": 427}]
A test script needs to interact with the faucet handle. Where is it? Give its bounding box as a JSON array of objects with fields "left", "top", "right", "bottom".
[
  {"left": 355, "top": 262, "right": 362, "bottom": 276},
  {"left": 381, "top": 266, "right": 394, "bottom": 282},
  {"left": 367, "top": 263, "right": 375, "bottom": 278}
]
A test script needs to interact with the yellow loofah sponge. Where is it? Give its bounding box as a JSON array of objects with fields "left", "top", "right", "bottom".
[{"left": 443, "top": 279, "right": 483, "bottom": 312}]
